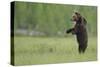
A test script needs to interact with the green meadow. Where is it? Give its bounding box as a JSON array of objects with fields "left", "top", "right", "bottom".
[{"left": 14, "top": 36, "right": 97, "bottom": 65}]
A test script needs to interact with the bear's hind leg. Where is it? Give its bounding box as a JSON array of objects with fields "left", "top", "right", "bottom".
[
  {"left": 78, "top": 45, "right": 83, "bottom": 54},
  {"left": 82, "top": 43, "right": 87, "bottom": 53}
]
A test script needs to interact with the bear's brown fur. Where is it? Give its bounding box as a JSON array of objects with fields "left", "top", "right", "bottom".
[{"left": 66, "top": 12, "right": 88, "bottom": 53}]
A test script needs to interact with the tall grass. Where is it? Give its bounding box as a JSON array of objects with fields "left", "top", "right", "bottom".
[{"left": 13, "top": 36, "right": 97, "bottom": 65}]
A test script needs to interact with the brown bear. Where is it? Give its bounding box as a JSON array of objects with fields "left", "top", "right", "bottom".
[{"left": 66, "top": 12, "right": 88, "bottom": 53}]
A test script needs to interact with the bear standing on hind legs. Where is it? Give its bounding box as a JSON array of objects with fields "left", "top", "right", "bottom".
[{"left": 66, "top": 12, "right": 88, "bottom": 54}]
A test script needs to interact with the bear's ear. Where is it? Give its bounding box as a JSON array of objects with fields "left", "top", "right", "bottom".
[
  {"left": 75, "top": 12, "right": 79, "bottom": 15},
  {"left": 75, "top": 12, "right": 80, "bottom": 15}
]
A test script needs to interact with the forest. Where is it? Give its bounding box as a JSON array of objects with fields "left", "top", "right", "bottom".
[{"left": 14, "top": 2, "right": 97, "bottom": 37}]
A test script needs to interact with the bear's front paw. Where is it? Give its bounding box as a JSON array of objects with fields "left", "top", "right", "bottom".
[{"left": 66, "top": 29, "right": 72, "bottom": 33}]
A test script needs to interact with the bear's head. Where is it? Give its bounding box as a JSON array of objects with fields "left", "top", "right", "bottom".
[{"left": 71, "top": 12, "right": 82, "bottom": 23}]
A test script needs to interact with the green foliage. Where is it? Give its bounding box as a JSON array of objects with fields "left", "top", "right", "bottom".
[{"left": 14, "top": 2, "right": 97, "bottom": 36}]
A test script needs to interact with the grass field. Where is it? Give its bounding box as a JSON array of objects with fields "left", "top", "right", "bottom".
[{"left": 13, "top": 36, "right": 97, "bottom": 65}]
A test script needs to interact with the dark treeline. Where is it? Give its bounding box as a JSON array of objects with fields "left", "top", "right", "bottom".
[{"left": 14, "top": 2, "right": 97, "bottom": 36}]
